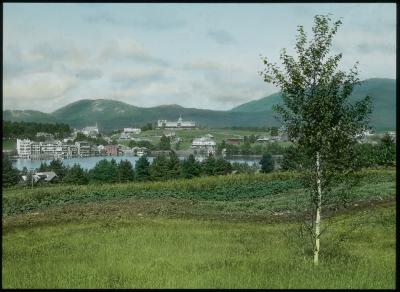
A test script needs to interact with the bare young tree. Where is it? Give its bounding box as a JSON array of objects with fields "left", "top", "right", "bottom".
[{"left": 260, "top": 14, "right": 372, "bottom": 265}]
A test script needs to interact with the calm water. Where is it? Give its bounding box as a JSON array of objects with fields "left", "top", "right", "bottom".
[{"left": 12, "top": 155, "right": 261, "bottom": 170}]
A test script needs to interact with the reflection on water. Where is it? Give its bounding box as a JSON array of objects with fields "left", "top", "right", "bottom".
[{"left": 12, "top": 155, "right": 261, "bottom": 170}]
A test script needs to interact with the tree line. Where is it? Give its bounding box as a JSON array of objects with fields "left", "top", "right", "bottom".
[
  {"left": 2, "top": 152, "right": 275, "bottom": 187},
  {"left": 3, "top": 121, "right": 72, "bottom": 139}
]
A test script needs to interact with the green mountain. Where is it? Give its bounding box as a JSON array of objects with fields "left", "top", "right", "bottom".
[
  {"left": 230, "top": 78, "right": 395, "bottom": 131},
  {"left": 3, "top": 78, "right": 395, "bottom": 131},
  {"left": 3, "top": 110, "right": 59, "bottom": 124},
  {"left": 49, "top": 99, "right": 279, "bottom": 131}
]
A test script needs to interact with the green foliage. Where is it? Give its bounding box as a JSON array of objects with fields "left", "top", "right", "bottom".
[
  {"left": 2, "top": 156, "right": 20, "bottom": 188},
  {"left": 181, "top": 154, "right": 201, "bottom": 179},
  {"left": 49, "top": 159, "right": 66, "bottom": 180},
  {"left": 63, "top": 164, "right": 89, "bottom": 185},
  {"left": 167, "top": 151, "right": 181, "bottom": 179},
  {"left": 89, "top": 159, "right": 119, "bottom": 183},
  {"left": 150, "top": 154, "right": 170, "bottom": 181},
  {"left": 117, "top": 160, "right": 135, "bottom": 183},
  {"left": 259, "top": 153, "right": 274, "bottom": 173},
  {"left": 3, "top": 121, "right": 71, "bottom": 139},
  {"left": 128, "top": 140, "right": 155, "bottom": 150},
  {"left": 2, "top": 168, "right": 395, "bottom": 217},
  {"left": 73, "top": 133, "right": 107, "bottom": 146},
  {"left": 158, "top": 135, "right": 171, "bottom": 151},
  {"left": 135, "top": 156, "right": 151, "bottom": 181},
  {"left": 38, "top": 162, "right": 50, "bottom": 172},
  {"left": 141, "top": 123, "right": 153, "bottom": 131}
]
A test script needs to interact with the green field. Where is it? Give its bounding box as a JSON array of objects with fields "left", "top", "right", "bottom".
[
  {"left": 2, "top": 168, "right": 396, "bottom": 288},
  {"left": 2, "top": 138, "right": 16, "bottom": 151}
]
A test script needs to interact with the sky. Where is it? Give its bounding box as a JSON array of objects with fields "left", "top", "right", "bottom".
[{"left": 3, "top": 3, "right": 396, "bottom": 113}]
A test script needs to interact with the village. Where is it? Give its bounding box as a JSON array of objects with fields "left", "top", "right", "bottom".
[{"left": 13, "top": 115, "right": 395, "bottom": 161}]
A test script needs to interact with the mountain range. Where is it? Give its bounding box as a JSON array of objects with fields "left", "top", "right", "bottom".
[{"left": 3, "top": 78, "right": 395, "bottom": 132}]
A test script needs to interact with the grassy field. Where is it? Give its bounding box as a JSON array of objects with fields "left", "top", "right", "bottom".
[
  {"left": 2, "top": 203, "right": 395, "bottom": 289},
  {"left": 2, "top": 138, "right": 16, "bottom": 150},
  {"left": 2, "top": 167, "right": 396, "bottom": 288}
]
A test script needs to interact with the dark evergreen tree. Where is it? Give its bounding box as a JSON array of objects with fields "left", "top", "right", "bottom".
[
  {"left": 2, "top": 155, "right": 20, "bottom": 187},
  {"left": 118, "top": 160, "right": 135, "bottom": 182},
  {"left": 63, "top": 164, "right": 89, "bottom": 185},
  {"left": 159, "top": 135, "right": 171, "bottom": 150},
  {"left": 201, "top": 154, "right": 216, "bottom": 176},
  {"left": 150, "top": 154, "right": 169, "bottom": 180},
  {"left": 214, "top": 158, "right": 232, "bottom": 175},
  {"left": 167, "top": 150, "right": 181, "bottom": 179},
  {"left": 259, "top": 153, "right": 274, "bottom": 173},
  {"left": 181, "top": 154, "right": 201, "bottom": 179},
  {"left": 135, "top": 156, "right": 151, "bottom": 181},
  {"left": 38, "top": 162, "right": 50, "bottom": 172},
  {"left": 89, "top": 159, "right": 118, "bottom": 183},
  {"left": 49, "top": 159, "right": 66, "bottom": 180}
]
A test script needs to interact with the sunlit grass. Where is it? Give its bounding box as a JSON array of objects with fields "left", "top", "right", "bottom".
[{"left": 2, "top": 205, "right": 395, "bottom": 289}]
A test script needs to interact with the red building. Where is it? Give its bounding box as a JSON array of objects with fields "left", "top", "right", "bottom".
[
  {"left": 226, "top": 138, "right": 243, "bottom": 145},
  {"left": 104, "top": 145, "right": 119, "bottom": 156}
]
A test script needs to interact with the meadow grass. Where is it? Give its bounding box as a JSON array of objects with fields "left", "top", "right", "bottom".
[
  {"left": 3, "top": 167, "right": 395, "bottom": 216},
  {"left": 2, "top": 204, "right": 395, "bottom": 289}
]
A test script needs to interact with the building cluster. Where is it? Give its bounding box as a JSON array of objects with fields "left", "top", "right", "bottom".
[
  {"left": 157, "top": 115, "right": 196, "bottom": 129},
  {"left": 16, "top": 138, "right": 148, "bottom": 160},
  {"left": 191, "top": 134, "right": 216, "bottom": 155},
  {"left": 73, "top": 124, "right": 100, "bottom": 138},
  {"left": 16, "top": 139, "right": 96, "bottom": 159},
  {"left": 118, "top": 128, "right": 142, "bottom": 141}
]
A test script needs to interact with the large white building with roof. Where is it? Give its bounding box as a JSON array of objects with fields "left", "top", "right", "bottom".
[{"left": 157, "top": 115, "right": 196, "bottom": 129}]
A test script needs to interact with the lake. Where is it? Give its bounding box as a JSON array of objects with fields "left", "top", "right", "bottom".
[{"left": 12, "top": 155, "right": 262, "bottom": 170}]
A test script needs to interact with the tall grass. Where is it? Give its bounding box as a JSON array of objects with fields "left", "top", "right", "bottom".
[
  {"left": 3, "top": 168, "right": 395, "bottom": 216},
  {"left": 2, "top": 205, "right": 395, "bottom": 289}
]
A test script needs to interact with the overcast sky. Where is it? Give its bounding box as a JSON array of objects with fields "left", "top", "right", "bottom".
[{"left": 4, "top": 3, "right": 396, "bottom": 113}]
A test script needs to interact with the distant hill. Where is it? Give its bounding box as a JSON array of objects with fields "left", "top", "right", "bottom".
[
  {"left": 3, "top": 110, "right": 59, "bottom": 124},
  {"left": 4, "top": 99, "right": 279, "bottom": 131},
  {"left": 3, "top": 78, "right": 395, "bottom": 131},
  {"left": 230, "top": 78, "right": 396, "bottom": 131}
]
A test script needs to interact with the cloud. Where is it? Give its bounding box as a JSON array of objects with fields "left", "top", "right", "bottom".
[
  {"left": 98, "top": 38, "right": 169, "bottom": 66},
  {"left": 75, "top": 68, "right": 103, "bottom": 80},
  {"left": 84, "top": 11, "right": 186, "bottom": 30},
  {"left": 207, "top": 29, "right": 236, "bottom": 44},
  {"left": 356, "top": 42, "right": 395, "bottom": 55},
  {"left": 4, "top": 72, "right": 79, "bottom": 111},
  {"left": 110, "top": 68, "right": 167, "bottom": 89}
]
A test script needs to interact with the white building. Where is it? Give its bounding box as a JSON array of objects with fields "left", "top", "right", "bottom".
[
  {"left": 124, "top": 128, "right": 141, "bottom": 134},
  {"left": 16, "top": 139, "right": 32, "bottom": 159},
  {"left": 82, "top": 123, "right": 99, "bottom": 137},
  {"left": 157, "top": 115, "right": 196, "bottom": 129},
  {"left": 36, "top": 132, "right": 54, "bottom": 139},
  {"left": 191, "top": 136, "right": 216, "bottom": 155}
]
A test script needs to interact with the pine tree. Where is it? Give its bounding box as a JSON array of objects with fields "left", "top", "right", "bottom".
[
  {"left": 49, "top": 159, "right": 66, "bottom": 180},
  {"left": 181, "top": 154, "right": 201, "bottom": 179},
  {"left": 150, "top": 154, "right": 169, "bottom": 180},
  {"left": 2, "top": 155, "right": 20, "bottom": 187},
  {"left": 201, "top": 154, "right": 216, "bottom": 176},
  {"left": 259, "top": 153, "right": 274, "bottom": 173},
  {"left": 118, "top": 160, "right": 135, "bottom": 182},
  {"left": 135, "top": 156, "right": 151, "bottom": 181},
  {"left": 63, "top": 164, "right": 89, "bottom": 185},
  {"left": 159, "top": 135, "right": 171, "bottom": 150},
  {"left": 167, "top": 150, "right": 181, "bottom": 179}
]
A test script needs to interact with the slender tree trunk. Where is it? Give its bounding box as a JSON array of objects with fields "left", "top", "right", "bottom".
[{"left": 314, "top": 151, "right": 322, "bottom": 265}]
